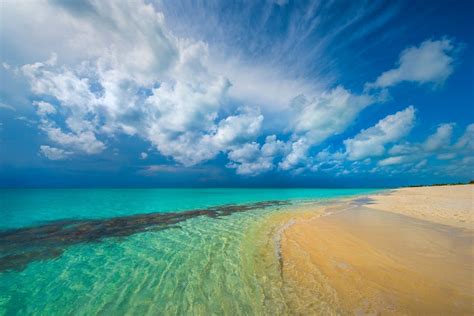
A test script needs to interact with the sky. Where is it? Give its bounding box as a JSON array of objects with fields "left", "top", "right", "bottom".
[{"left": 0, "top": 0, "right": 473, "bottom": 188}]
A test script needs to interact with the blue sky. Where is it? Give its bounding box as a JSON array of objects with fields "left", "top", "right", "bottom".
[{"left": 0, "top": 0, "right": 473, "bottom": 187}]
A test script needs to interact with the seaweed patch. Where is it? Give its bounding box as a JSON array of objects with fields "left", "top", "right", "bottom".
[{"left": 0, "top": 200, "right": 289, "bottom": 272}]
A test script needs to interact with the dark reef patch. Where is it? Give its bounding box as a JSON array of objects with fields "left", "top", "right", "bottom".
[
  {"left": 351, "top": 197, "right": 375, "bottom": 205},
  {"left": 0, "top": 200, "right": 289, "bottom": 272}
]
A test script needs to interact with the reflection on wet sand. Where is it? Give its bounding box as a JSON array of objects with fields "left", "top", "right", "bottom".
[{"left": 280, "top": 206, "right": 474, "bottom": 314}]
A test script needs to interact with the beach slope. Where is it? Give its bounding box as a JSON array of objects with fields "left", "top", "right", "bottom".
[{"left": 279, "top": 185, "right": 473, "bottom": 314}]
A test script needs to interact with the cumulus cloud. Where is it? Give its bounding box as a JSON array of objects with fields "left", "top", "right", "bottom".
[
  {"left": 227, "top": 143, "right": 270, "bottom": 175},
  {"left": 278, "top": 138, "right": 310, "bottom": 171},
  {"left": 16, "top": 0, "right": 264, "bottom": 167},
  {"left": 4, "top": 0, "right": 465, "bottom": 178},
  {"left": 145, "top": 104, "right": 263, "bottom": 166},
  {"left": 367, "top": 38, "right": 457, "bottom": 89},
  {"left": 290, "top": 87, "right": 374, "bottom": 144},
  {"left": 344, "top": 106, "right": 416, "bottom": 160},
  {"left": 142, "top": 41, "right": 235, "bottom": 166},
  {"left": 278, "top": 87, "right": 376, "bottom": 170},
  {"left": 34, "top": 101, "right": 56, "bottom": 116},
  {"left": 423, "top": 123, "right": 454, "bottom": 151},
  {"left": 22, "top": 59, "right": 96, "bottom": 111},
  {"left": 388, "top": 143, "right": 414, "bottom": 156},
  {"left": 39, "top": 145, "right": 72, "bottom": 160},
  {"left": 377, "top": 155, "right": 407, "bottom": 166},
  {"left": 227, "top": 135, "right": 286, "bottom": 175},
  {"left": 31, "top": 92, "right": 106, "bottom": 155},
  {"left": 375, "top": 122, "right": 473, "bottom": 174},
  {"left": 310, "top": 148, "right": 346, "bottom": 172},
  {"left": 212, "top": 107, "right": 264, "bottom": 148},
  {"left": 44, "top": 127, "right": 106, "bottom": 154},
  {"left": 414, "top": 159, "right": 428, "bottom": 169},
  {"left": 454, "top": 123, "right": 474, "bottom": 151}
]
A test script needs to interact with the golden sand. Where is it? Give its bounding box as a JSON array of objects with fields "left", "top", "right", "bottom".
[{"left": 277, "top": 185, "right": 474, "bottom": 315}]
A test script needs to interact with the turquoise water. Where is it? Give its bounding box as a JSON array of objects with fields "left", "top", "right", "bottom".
[
  {"left": 0, "top": 188, "right": 380, "bottom": 315},
  {"left": 0, "top": 188, "right": 379, "bottom": 229}
]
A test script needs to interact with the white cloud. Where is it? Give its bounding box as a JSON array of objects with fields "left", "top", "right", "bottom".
[
  {"left": 414, "top": 159, "right": 427, "bottom": 169},
  {"left": 14, "top": 1, "right": 276, "bottom": 166},
  {"left": 278, "top": 86, "right": 376, "bottom": 170},
  {"left": 375, "top": 122, "right": 473, "bottom": 173},
  {"left": 212, "top": 107, "right": 264, "bottom": 148},
  {"left": 210, "top": 58, "right": 318, "bottom": 114},
  {"left": 145, "top": 103, "right": 263, "bottom": 166},
  {"left": 278, "top": 138, "right": 310, "bottom": 171},
  {"left": 423, "top": 123, "right": 454, "bottom": 151},
  {"left": 16, "top": 1, "right": 267, "bottom": 167},
  {"left": 367, "top": 38, "right": 456, "bottom": 89},
  {"left": 388, "top": 143, "right": 414, "bottom": 155},
  {"left": 227, "top": 143, "right": 270, "bottom": 175},
  {"left": 6, "top": 0, "right": 465, "bottom": 178},
  {"left": 140, "top": 152, "right": 148, "bottom": 160},
  {"left": 377, "top": 155, "right": 406, "bottom": 166},
  {"left": 5, "top": 0, "right": 396, "bottom": 175},
  {"left": 290, "top": 86, "right": 374, "bottom": 144},
  {"left": 454, "top": 123, "right": 474, "bottom": 151},
  {"left": 227, "top": 135, "right": 286, "bottom": 175},
  {"left": 142, "top": 42, "right": 232, "bottom": 165},
  {"left": 261, "top": 135, "right": 287, "bottom": 157},
  {"left": 344, "top": 106, "right": 416, "bottom": 160},
  {"left": 315, "top": 148, "right": 346, "bottom": 163},
  {"left": 27, "top": 76, "right": 106, "bottom": 155},
  {"left": 3, "top": 0, "right": 176, "bottom": 81},
  {"left": 34, "top": 101, "right": 56, "bottom": 116},
  {"left": 310, "top": 148, "right": 346, "bottom": 172},
  {"left": 275, "top": 38, "right": 459, "bottom": 173},
  {"left": 44, "top": 127, "right": 105, "bottom": 154},
  {"left": 140, "top": 165, "right": 188, "bottom": 175},
  {"left": 22, "top": 59, "right": 97, "bottom": 112},
  {"left": 39, "top": 145, "right": 72, "bottom": 160}
]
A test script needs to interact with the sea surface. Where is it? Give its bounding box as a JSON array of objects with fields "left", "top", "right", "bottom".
[{"left": 0, "top": 188, "right": 379, "bottom": 315}]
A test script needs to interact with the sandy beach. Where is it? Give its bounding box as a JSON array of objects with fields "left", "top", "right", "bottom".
[
  {"left": 278, "top": 184, "right": 474, "bottom": 315},
  {"left": 366, "top": 185, "right": 474, "bottom": 229}
]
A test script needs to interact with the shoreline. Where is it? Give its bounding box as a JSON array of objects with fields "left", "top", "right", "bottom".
[
  {"left": 364, "top": 184, "right": 474, "bottom": 229},
  {"left": 1, "top": 186, "right": 471, "bottom": 314},
  {"left": 273, "top": 184, "right": 473, "bottom": 314}
]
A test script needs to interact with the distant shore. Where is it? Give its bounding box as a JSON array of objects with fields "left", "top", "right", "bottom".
[
  {"left": 276, "top": 184, "right": 473, "bottom": 314},
  {"left": 365, "top": 184, "right": 473, "bottom": 229}
]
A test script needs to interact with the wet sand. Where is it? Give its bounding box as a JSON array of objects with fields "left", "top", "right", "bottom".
[{"left": 279, "top": 185, "right": 474, "bottom": 314}]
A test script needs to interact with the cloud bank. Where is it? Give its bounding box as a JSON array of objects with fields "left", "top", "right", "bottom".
[{"left": 1, "top": 0, "right": 470, "bottom": 180}]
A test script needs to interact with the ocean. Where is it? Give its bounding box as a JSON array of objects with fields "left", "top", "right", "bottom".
[{"left": 0, "top": 188, "right": 379, "bottom": 315}]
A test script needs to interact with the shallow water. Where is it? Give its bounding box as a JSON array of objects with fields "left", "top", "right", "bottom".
[
  {"left": 0, "top": 188, "right": 378, "bottom": 315},
  {"left": 0, "top": 188, "right": 377, "bottom": 229}
]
